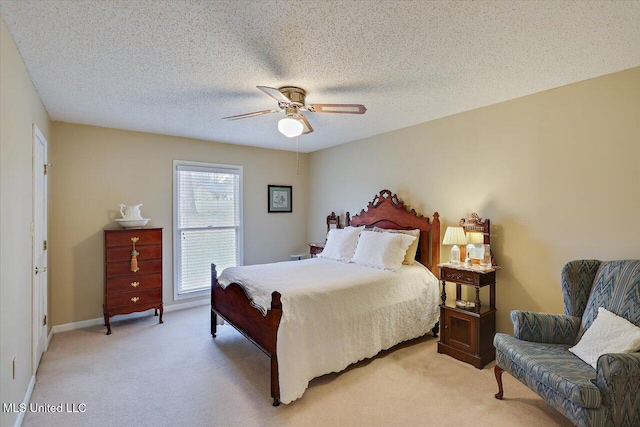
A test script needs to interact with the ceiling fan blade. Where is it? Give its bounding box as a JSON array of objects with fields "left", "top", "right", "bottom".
[
  {"left": 299, "top": 114, "right": 314, "bottom": 134},
  {"left": 307, "top": 104, "right": 367, "bottom": 114},
  {"left": 257, "top": 86, "right": 291, "bottom": 104},
  {"left": 222, "top": 110, "right": 277, "bottom": 120}
]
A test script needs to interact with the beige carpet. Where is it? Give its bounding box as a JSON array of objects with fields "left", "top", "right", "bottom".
[{"left": 24, "top": 306, "right": 573, "bottom": 427}]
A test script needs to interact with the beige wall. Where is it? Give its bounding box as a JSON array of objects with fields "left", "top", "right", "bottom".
[
  {"left": 0, "top": 18, "right": 51, "bottom": 427},
  {"left": 308, "top": 67, "right": 640, "bottom": 334},
  {"left": 50, "top": 122, "right": 308, "bottom": 326}
]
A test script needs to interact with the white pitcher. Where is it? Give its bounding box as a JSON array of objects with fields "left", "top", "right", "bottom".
[{"left": 119, "top": 204, "right": 144, "bottom": 220}]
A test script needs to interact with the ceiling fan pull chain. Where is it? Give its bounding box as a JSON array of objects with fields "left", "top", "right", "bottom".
[{"left": 296, "top": 136, "right": 300, "bottom": 176}]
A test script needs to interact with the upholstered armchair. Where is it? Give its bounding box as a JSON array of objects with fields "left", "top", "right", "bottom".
[{"left": 493, "top": 260, "right": 640, "bottom": 427}]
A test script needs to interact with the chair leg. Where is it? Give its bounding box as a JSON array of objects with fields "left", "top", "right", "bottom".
[{"left": 494, "top": 365, "right": 504, "bottom": 399}]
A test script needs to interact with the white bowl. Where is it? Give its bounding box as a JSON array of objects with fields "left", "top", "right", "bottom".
[{"left": 115, "top": 218, "right": 150, "bottom": 228}]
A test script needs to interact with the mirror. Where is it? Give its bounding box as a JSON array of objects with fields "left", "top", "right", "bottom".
[{"left": 460, "top": 213, "right": 493, "bottom": 265}]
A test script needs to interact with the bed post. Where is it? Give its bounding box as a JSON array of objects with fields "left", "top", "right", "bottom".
[
  {"left": 270, "top": 291, "right": 282, "bottom": 407},
  {"left": 431, "top": 212, "right": 440, "bottom": 277},
  {"left": 211, "top": 263, "right": 218, "bottom": 337}
]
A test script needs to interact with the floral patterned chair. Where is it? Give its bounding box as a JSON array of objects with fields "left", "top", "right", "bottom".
[{"left": 493, "top": 260, "right": 640, "bottom": 427}]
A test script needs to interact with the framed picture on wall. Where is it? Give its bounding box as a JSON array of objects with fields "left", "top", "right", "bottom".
[{"left": 268, "top": 185, "right": 292, "bottom": 213}]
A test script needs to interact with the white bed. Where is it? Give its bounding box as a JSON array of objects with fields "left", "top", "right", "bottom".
[
  {"left": 211, "top": 189, "right": 442, "bottom": 406},
  {"left": 218, "top": 257, "right": 440, "bottom": 404}
]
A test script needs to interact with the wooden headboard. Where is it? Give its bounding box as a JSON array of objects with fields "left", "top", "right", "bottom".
[{"left": 345, "top": 190, "right": 440, "bottom": 275}]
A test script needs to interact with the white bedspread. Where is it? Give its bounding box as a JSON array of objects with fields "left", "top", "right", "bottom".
[{"left": 218, "top": 257, "right": 440, "bottom": 404}]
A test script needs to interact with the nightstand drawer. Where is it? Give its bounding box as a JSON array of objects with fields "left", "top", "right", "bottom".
[
  {"left": 440, "top": 267, "right": 496, "bottom": 287},
  {"left": 105, "top": 288, "right": 162, "bottom": 310},
  {"left": 442, "top": 268, "right": 477, "bottom": 285}
]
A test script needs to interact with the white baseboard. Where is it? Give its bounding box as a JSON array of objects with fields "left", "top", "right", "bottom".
[
  {"left": 14, "top": 375, "right": 36, "bottom": 427},
  {"left": 50, "top": 299, "right": 209, "bottom": 334}
]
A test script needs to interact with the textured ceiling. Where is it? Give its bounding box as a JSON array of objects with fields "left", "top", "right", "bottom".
[{"left": 2, "top": 1, "right": 640, "bottom": 153}]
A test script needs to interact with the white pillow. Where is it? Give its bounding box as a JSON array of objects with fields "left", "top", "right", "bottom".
[
  {"left": 373, "top": 227, "right": 420, "bottom": 265},
  {"left": 317, "top": 227, "right": 363, "bottom": 262},
  {"left": 569, "top": 307, "right": 640, "bottom": 369},
  {"left": 351, "top": 230, "right": 416, "bottom": 270}
]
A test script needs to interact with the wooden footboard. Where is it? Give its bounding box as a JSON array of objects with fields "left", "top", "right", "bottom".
[{"left": 210, "top": 264, "right": 282, "bottom": 406}]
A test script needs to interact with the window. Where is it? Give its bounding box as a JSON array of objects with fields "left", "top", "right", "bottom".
[{"left": 173, "top": 160, "right": 242, "bottom": 299}]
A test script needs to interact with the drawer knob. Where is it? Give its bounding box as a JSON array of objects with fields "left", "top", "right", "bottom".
[
  {"left": 131, "top": 296, "right": 140, "bottom": 303},
  {"left": 131, "top": 281, "right": 140, "bottom": 288}
]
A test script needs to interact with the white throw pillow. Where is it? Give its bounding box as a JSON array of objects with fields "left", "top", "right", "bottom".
[
  {"left": 373, "top": 227, "right": 420, "bottom": 265},
  {"left": 351, "top": 230, "right": 416, "bottom": 270},
  {"left": 569, "top": 307, "right": 640, "bottom": 369},
  {"left": 317, "top": 227, "right": 363, "bottom": 262}
]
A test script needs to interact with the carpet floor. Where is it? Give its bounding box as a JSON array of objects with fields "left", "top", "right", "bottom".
[{"left": 23, "top": 306, "right": 573, "bottom": 427}]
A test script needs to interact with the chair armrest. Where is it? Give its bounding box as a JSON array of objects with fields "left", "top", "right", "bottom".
[
  {"left": 510, "top": 310, "right": 580, "bottom": 344},
  {"left": 596, "top": 353, "right": 640, "bottom": 426}
]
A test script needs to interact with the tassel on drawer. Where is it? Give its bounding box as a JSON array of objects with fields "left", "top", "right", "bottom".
[{"left": 130, "top": 237, "right": 140, "bottom": 272}]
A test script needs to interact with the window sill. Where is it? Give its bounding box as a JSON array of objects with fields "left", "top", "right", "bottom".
[{"left": 174, "top": 289, "right": 210, "bottom": 301}]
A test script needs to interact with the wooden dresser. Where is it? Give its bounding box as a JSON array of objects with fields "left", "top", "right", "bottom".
[{"left": 103, "top": 228, "right": 163, "bottom": 335}]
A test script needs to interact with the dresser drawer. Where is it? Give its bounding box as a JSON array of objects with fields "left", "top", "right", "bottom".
[
  {"left": 106, "top": 259, "right": 162, "bottom": 279},
  {"left": 105, "top": 228, "right": 162, "bottom": 247},
  {"left": 105, "top": 288, "right": 162, "bottom": 310},
  {"left": 105, "top": 244, "right": 162, "bottom": 263},
  {"left": 106, "top": 274, "right": 161, "bottom": 294}
]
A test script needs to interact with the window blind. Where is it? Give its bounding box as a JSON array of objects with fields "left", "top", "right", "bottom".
[{"left": 174, "top": 162, "right": 242, "bottom": 297}]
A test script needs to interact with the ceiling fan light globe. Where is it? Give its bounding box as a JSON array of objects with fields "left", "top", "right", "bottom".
[{"left": 278, "top": 117, "right": 304, "bottom": 138}]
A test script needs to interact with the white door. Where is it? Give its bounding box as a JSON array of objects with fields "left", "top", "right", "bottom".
[{"left": 33, "top": 125, "right": 48, "bottom": 371}]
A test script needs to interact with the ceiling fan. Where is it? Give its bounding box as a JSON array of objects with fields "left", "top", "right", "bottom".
[{"left": 222, "top": 86, "right": 367, "bottom": 137}]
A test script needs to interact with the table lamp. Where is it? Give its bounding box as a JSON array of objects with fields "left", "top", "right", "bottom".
[{"left": 442, "top": 226, "right": 467, "bottom": 264}]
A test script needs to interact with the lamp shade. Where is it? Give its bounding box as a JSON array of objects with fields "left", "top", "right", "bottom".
[
  {"left": 466, "top": 231, "right": 484, "bottom": 244},
  {"left": 442, "top": 226, "right": 467, "bottom": 245},
  {"left": 278, "top": 117, "right": 304, "bottom": 137}
]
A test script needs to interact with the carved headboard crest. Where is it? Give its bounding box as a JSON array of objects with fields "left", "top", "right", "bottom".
[
  {"left": 345, "top": 189, "right": 440, "bottom": 275},
  {"left": 351, "top": 190, "right": 432, "bottom": 224},
  {"left": 369, "top": 189, "right": 402, "bottom": 210}
]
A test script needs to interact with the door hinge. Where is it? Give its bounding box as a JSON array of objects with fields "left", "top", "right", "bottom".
[
  {"left": 44, "top": 240, "right": 48, "bottom": 251},
  {"left": 43, "top": 315, "right": 47, "bottom": 326},
  {"left": 44, "top": 163, "right": 51, "bottom": 175}
]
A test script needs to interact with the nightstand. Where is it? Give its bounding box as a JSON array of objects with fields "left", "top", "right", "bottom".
[
  {"left": 308, "top": 243, "right": 325, "bottom": 257},
  {"left": 437, "top": 263, "right": 499, "bottom": 369}
]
